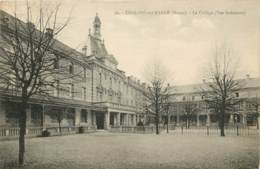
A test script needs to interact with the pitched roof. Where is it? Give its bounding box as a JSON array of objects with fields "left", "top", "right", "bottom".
[
  {"left": 170, "top": 77, "right": 260, "bottom": 95},
  {"left": 0, "top": 10, "right": 86, "bottom": 64},
  {"left": 88, "top": 35, "right": 108, "bottom": 57}
]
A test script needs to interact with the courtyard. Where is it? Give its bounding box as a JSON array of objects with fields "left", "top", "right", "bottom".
[{"left": 0, "top": 131, "right": 259, "bottom": 169}]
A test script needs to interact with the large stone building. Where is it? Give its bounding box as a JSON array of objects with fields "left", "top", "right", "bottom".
[
  {"left": 0, "top": 11, "right": 147, "bottom": 133},
  {"left": 0, "top": 10, "right": 259, "bottom": 137},
  {"left": 165, "top": 76, "right": 260, "bottom": 128}
]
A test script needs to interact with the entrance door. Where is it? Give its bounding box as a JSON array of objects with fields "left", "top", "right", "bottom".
[{"left": 96, "top": 113, "right": 104, "bottom": 129}]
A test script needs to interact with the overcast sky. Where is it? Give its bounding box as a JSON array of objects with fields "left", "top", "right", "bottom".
[{"left": 1, "top": 0, "right": 259, "bottom": 85}]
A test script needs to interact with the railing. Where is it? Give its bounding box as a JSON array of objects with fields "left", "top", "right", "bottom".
[
  {"left": 110, "top": 126, "right": 155, "bottom": 134},
  {"left": 110, "top": 125, "right": 258, "bottom": 136},
  {"left": 167, "top": 125, "right": 258, "bottom": 136},
  {"left": 92, "top": 102, "right": 139, "bottom": 112},
  {"left": 0, "top": 125, "right": 97, "bottom": 138}
]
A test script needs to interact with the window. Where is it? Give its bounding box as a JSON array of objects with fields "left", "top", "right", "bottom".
[
  {"left": 54, "top": 58, "right": 59, "bottom": 69},
  {"left": 81, "top": 109, "right": 88, "bottom": 123},
  {"left": 69, "top": 64, "right": 74, "bottom": 74},
  {"left": 60, "top": 86, "right": 70, "bottom": 98},
  {"left": 110, "top": 77, "right": 112, "bottom": 88},
  {"left": 99, "top": 73, "right": 102, "bottom": 84},
  {"left": 31, "top": 110, "right": 41, "bottom": 124},
  {"left": 192, "top": 96, "right": 195, "bottom": 101},
  {"left": 31, "top": 105, "right": 42, "bottom": 121},
  {"left": 82, "top": 87, "right": 86, "bottom": 100},
  {"left": 235, "top": 92, "right": 239, "bottom": 97},
  {"left": 182, "top": 96, "right": 186, "bottom": 101},
  {"left": 84, "top": 68, "right": 87, "bottom": 78},
  {"left": 55, "top": 80, "right": 60, "bottom": 97},
  {"left": 71, "top": 84, "right": 74, "bottom": 98},
  {"left": 201, "top": 95, "right": 205, "bottom": 100}
]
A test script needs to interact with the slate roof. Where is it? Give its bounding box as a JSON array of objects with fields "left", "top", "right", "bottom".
[
  {"left": 89, "top": 35, "right": 108, "bottom": 57},
  {"left": 0, "top": 10, "right": 86, "bottom": 64},
  {"left": 170, "top": 77, "right": 260, "bottom": 94}
]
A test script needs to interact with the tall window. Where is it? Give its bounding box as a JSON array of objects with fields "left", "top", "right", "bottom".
[
  {"left": 192, "top": 96, "right": 195, "bottom": 101},
  {"left": 69, "top": 63, "right": 74, "bottom": 74},
  {"left": 84, "top": 68, "right": 87, "bottom": 79},
  {"left": 99, "top": 73, "right": 102, "bottom": 84},
  {"left": 71, "top": 84, "right": 74, "bottom": 98},
  {"left": 182, "top": 96, "right": 186, "bottom": 101},
  {"left": 55, "top": 80, "right": 60, "bottom": 97},
  {"left": 54, "top": 58, "right": 59, "bottom": 69},
  {"left": 110, "top": 77, "right": 112, "bottom": 88},
  {"left": 81, "top": 109, "right": 88, "bottom": 123},
  {"left": 82, "top": 87, "right": 86, "bottom": 100}
]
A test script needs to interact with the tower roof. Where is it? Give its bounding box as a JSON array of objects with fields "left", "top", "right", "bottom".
[{"left": 93, "top": 13, "right": 101, "bottom": 24}]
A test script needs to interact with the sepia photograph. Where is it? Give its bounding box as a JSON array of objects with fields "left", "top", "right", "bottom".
[{"left": 0, "top": 0, "right": 259, "bottom": 168}]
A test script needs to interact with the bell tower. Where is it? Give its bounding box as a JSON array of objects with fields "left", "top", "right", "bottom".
[{"left": 93, "top": 13, "right": 101, "bottom": 39}]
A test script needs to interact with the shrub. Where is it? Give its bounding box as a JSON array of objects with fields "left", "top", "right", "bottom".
[
  {"left": 78, "top": 126, "right": 84, "bottom": 134},
  {"left": 42, "top": 129, "right": 50, "bottom": 137}
]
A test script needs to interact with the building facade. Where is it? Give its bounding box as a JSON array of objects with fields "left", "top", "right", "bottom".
[
  {"left": 0, "top": 10, "right": 258, "bottom": 135},
  {"left": 166, "top": 77, "right": 260, "bottom": 128},
  {"left": 0, "top": 11, "right": 147, "bottom": 132}
]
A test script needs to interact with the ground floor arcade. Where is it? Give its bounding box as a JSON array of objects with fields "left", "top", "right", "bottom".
[
  {"left": 161, "top": 112, "right": 259, "bottom": 128},
  {"left": 0, "top": 100, "right": 139, "bottom": 130}
]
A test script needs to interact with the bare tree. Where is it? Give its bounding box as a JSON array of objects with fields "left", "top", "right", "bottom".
[
  {"left": 0, "top": 3, "right": 74, "bottom": 165},
  {"left": 162, "top": 89, "right": 171, "bottom": 133},
  {"left": 46, "top": 107, "right": 66, "bottom": 135},
  {"left": 182, "top": 99, "right": 198, "bottom": 129},
  {"left": 202, "top": 45, "right": 241, "bottom": 136},
  {"left": 144, "top": 59, "right": 172, "bottom": 135}
]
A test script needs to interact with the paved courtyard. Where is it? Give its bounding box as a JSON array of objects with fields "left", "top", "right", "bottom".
[{"left": 0, "top": 131, "right": 259, "bottom": 169}]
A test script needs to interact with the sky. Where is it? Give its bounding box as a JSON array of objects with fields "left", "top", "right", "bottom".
[{"left": 1, "top": 0, "right": 259, "bottom": 85}]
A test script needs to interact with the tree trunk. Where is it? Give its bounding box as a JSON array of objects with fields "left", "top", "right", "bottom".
[
  {"left": 155, "top": 111, "right": 159, "bottom": 135},
  {"left": 155, "top": 118, "right": 159, "bottom": 135},
  {"left": 19, "top": 99, "right": 28, "bottom": 165},
  {"left": 186, "top": 116, "right": 189, "bottom": 129},
  {"left": 256, "top": 107, "right": 259, "bottom": 130},
  {"left": 58, "top": 120, "right": 62, "bottom": 135},
  {"left": 219, "top": 111, "right": 225, "bottom": 137},
  {"left": 166, "top": 114, "right": 169, "bottom": 133}
]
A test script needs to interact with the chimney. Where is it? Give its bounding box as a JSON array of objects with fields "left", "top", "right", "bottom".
[
  {"left": 82, "top": 45, "right": 87, "bottom": 56},
  {"left": 246, "top": 74, "right": 250, "bottom": 79},
  {"left": 202, "top": 79, "right": 206, "bottom": 83},
  {"left": 45, "top": 28, "right": 53, "bottom": 39}
]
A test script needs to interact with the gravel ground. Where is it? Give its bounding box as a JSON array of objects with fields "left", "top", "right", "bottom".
[{"left": 0, "top": 131, "right": 259, "bottom": 169}]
